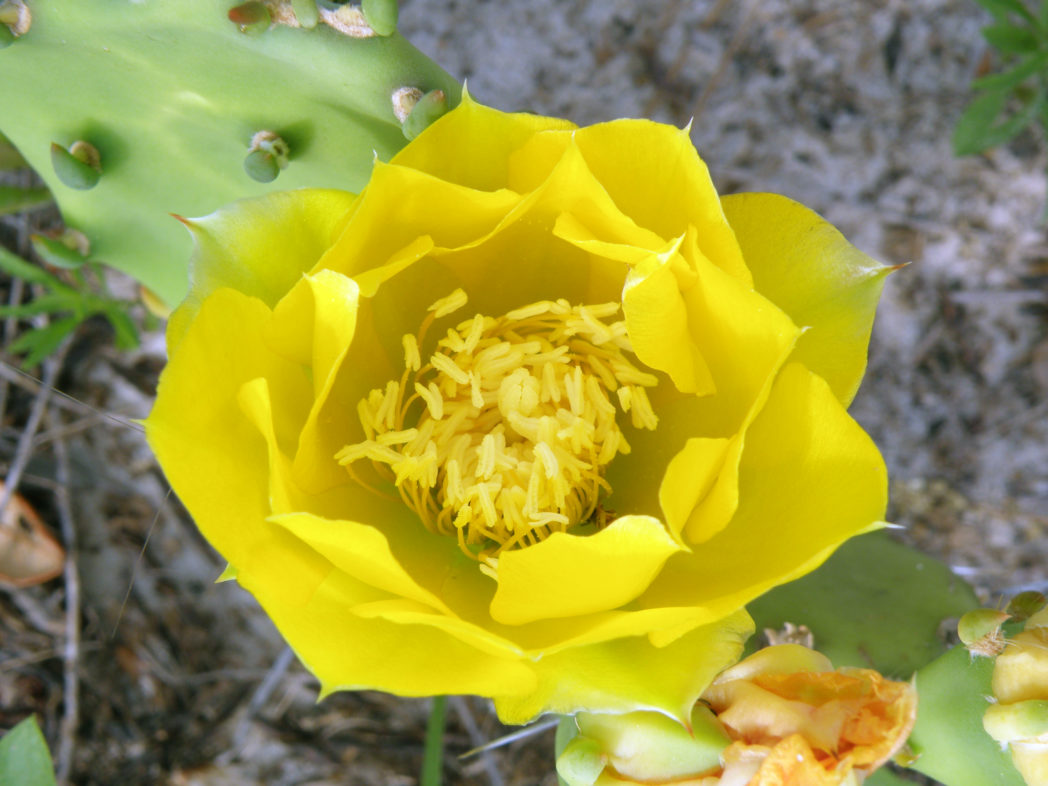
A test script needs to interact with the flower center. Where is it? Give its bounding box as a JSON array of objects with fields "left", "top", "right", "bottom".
[{"left": 335, "top": 289, "right": 659, "bottom": 559}]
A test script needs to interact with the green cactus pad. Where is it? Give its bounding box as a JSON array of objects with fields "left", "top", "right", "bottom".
[
  {"left": 0, "top": 1, "right": 459, "bottom": 306},
  {"left": 908, "top": 645, "right": 1026, "bottom": 786},
  {"left": 746, "top": 531, "right": 980, "bottom": 677}
]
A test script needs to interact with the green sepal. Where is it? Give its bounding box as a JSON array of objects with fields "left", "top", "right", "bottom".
[
  {"left": 746, "top": 531, "right": 979, "bottom": 677},
  {"left": 166, "top": 188, "right": 356, "bottom": 352},
  {"left": 0, "top": 716, "right": 57, "bottom": 786},
  {"left": 556, "top": 736, "right": 605, "bottom": 786}
]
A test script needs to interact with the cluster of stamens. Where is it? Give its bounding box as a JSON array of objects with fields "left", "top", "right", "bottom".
[{"left": 335, "top": 289, "right": 659, "bottom": 559}]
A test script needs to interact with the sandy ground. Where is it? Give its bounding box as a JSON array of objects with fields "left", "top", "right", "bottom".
[{"left": 1, "top": 1, "right": 1045, "bottom": 783}]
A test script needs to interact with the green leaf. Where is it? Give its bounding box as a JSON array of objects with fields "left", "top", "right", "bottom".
[
  {"left": 972, "top": 49, "right": 1048, "bottom": 91},
  {"left": 954, "top": 91, "right": 1042, "bottom": 155},
  {"left": 907, "top": 646, "right": 1026, "bottom": 786},
  {"left": 0, "top": 716, "right": 58, "bottom": 786},
  {"left": 29, "top": 234, "right": 88, "bottom": 270},
  {"left": 746, "top": 532, "right": 979, "bottom": 677},
  {"left": 0, "top": 293, "right": 83, "bottom": 319},
  {"left": 9, "top": 317, "right": 81, "bottom": 369},
  {"left": 0, "top": 186, "right": 51, "bottom": 216},
  {"left": 982, "top": 22, "right": 1040, "bottom": 53},
  {"left": 0, "top": 247, "right": 66, "bottom": 289},
  {"left": 99, "top": 305, "right": 140, "bottom": 350},
  {"left": 974, "top": 0, "right": 1036, "bottom": 24}
]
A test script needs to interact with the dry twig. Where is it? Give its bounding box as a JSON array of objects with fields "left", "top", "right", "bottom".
[{"left": 49, "top": 405, "right": 81, "bottom": 786}]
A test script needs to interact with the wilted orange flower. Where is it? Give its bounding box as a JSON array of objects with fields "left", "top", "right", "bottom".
[
  {"left": 556, "top": 645, "right": 916, "bottom": 786},
  {"left": 703, "top": 645, "right": 918, "bottom": 785}
]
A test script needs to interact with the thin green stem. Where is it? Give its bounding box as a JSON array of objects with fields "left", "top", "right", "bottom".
[{"left": 420, "top": 695, "right": 448, "bottom": 786}]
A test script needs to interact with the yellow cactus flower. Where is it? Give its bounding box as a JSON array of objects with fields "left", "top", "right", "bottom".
[{"left": 146, "top": 94, "right": 889, "bottom": 723}]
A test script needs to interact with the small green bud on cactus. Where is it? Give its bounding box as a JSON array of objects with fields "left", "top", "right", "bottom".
[
  {"left": 228, "top": 2, "right": 271, "bottom": 34},
  {"left": 50, "top": 141, "right": 102, "bottom": 190},
  {"left": 362, "top": 0, "right": 398, "bottom": 37},
  {"left": 1008, "top": 592, "right": 1048, "bottom": 624},
  {"left": 243, "top": 130, "right": 290, "bottom": 182},
  {"left": 403, "top": 89, "right": 448, "bottom": 140},
  {"left": 291, "top": 0, "right": 320, "bottom": 29},
  {"left": 959, "top": 608, "right": 1011, "bottom": 658}
]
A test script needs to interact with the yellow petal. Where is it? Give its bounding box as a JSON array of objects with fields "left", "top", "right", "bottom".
[
  {"left": 490, "top": 515, "right": 684, "bottom": 625},
  {"left": 265, "top": 269, "right": 360, "bottom": 398},
  {"left": 721, "top": 193, "right": 892, "bottom": 405},
  {"left": 658, "top": 437, "right": 732, "bottom": 539},
  {"left": 239, "top": 561, "right": 538, "bottom": 699},
  {"left": 677, "top": 250, "right": 800, "bottom": 436},
  {"left": 571, "top": 119, "right": 751, "bottom": 284},
  {"left": 494, "top": 609, "right": 754, "bottom": 724},
  {"left": 168, "top": 189, "right": 357, "bottom": 352},
  {"left": 318, "top": 160, "right": 522, "bottom": 283},
  {"left": 391, "top": 90, "right": 576, "bottom": 191},
  {"left": 271, "top": 511, "right": 458, "bottom": 616},
  {"left": 638, "top": 362, "right": 887, "bottom": 618},
  {"left": 621, "top": 238, "right": 716, "bottom": 395},
  {"left": 146, "top": 288, "right": 312, "bottom": 571},
  {"left": 604, "top": 252, "right": 798, "bottom": 521}
]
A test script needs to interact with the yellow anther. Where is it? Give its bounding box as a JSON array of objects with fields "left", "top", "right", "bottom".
[
  {"left": 402, "top": 333, "right": 421, "bottom": 371},
  {"left": 336, "top": 298, "right": 660, "bottom": 559},
  {"left": 415, "top": 381, "right": 444, "bottom": 420},
  {"left": 428, "top": 287, "right": 468, "bottom": 318}
]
